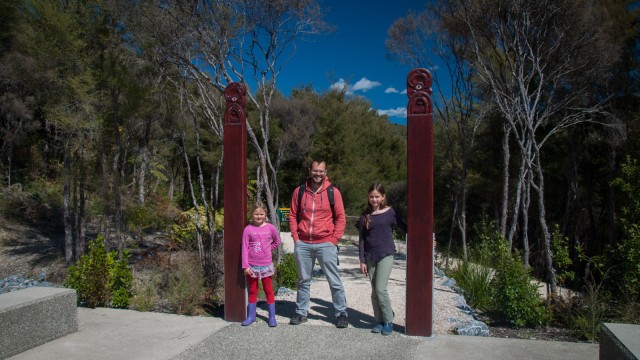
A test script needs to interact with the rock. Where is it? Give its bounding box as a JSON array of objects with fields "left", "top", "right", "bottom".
[
  {"left": 455, "top": 320, "right": 490, "bottom": 337},
  {"left": 276, "top": 286, "right": 295, "bottom": 297},
  {"left": 0, "top": 275, "right": 60, "bottom": 295},
  {"left": 454, "top": 295, "right": 476, "bottom": 317},
  {"left": 442, "top": 277, "right": 456, "bottom": 287}
]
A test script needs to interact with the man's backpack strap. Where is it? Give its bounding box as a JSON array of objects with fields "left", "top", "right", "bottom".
[
  {"left": 327, "top": 185, "right": 335, "bottom": 216},
  {"left": 296, "top": 184, "right": 306, "bottom": 223},
  {"left": 296, "top": 183, "right": 335, "bottom": 223}
]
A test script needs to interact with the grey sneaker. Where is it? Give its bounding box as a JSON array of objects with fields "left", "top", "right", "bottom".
[
  {"left": 336, "top": 313, "right": 348, "bottom": 328},
  {"left": 289, "top": 314, "right": 308, "bottom": 325},
  {"left": 371, "top": 323, "right": 384, "bottom": 333}
]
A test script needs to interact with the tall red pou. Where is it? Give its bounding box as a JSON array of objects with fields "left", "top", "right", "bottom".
[
  {"left": 223, "top": 82, "right": 248, "bottom": 322},
  {"left": 405, "top": 69, "right": 434, "bottom": 336}
]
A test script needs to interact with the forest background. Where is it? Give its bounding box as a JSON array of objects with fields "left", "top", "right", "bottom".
[{"left": 1, "top": 0, "right": 639, "bottom": 335}]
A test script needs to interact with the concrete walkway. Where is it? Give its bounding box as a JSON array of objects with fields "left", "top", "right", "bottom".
[{"left": 9, "top": 307, "right": 599, "bottom": 360}]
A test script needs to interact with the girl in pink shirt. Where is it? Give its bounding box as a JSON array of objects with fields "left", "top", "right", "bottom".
[{"left": 241, "top": 202, "right": 281, "bottom": 327}]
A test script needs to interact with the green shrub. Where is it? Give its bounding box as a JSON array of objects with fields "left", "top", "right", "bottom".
[
  {"left": 0, "top": 180, "right": 63, "bottom": 224},
  {"left": 168, "top": 207, "right": 224, "bottom": 249},
  {"left": 609, "top": 156, "right": 640, "bottom": 322},
  {"left": 613, "top": 224, "right": 640, "bottom": 315},
  {"left": 166, "top": 253, "right": 206, "bottom": 315},
  {"left": 123, "top": 197, "right": 180, "bottom": 232},
  {"left": 452, "top": 260, "right": 493, "bottom": 311},
  {"left": 466, "top": 216, "right": 549, "bottom": 328},
  {"left": 276, "top": 253, "right": 298, "bottom": 290},
  {"left": 110, "top": 252, "right": 134, "bottom": 309},
  {"left": 572, "top": 281, "right": 609, "bottom": 341},
  {"left": 491, "top": 247, "right": 549, "bottom": 328},
  {"left": 130, "top": 279, "right": 160, "bottom": 312},
  {"left": 65, "top": 236, "right": 133, "bottom": 308},
  {"left": 551, "top": 224, "right": 575, "bottom": 287},
  {"left": 448, "top": 215, "right": 500, "bottom": 311}
]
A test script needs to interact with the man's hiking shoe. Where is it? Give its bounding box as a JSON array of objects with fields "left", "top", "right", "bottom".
[
  {"left": 371, "top": 323, "right": 384, "bottom": 333},
  {"left": 289, "top": 314, "right": 308, "bottom": 325},
  {"left": 336, "top": 314, "right": 349, "bottom": 328}
]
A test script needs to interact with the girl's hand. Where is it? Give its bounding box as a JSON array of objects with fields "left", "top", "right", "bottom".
[
  {"left": 360, "top": 263, "right": 368, "bottom": 276},
  {"left": 244, "top": 268, "right": 253, "bottom": 277}
]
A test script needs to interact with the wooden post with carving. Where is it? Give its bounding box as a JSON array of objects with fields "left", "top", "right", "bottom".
[
  {"left": 223, "top": 82, "right": 248, "bottom": 322},
  {"left": 405, "top": 69, "right": 434, "bottom": 336}
]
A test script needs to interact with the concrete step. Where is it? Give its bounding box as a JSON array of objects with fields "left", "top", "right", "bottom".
[
  {"left": 0, "top": 287, "right": 77, "bottom": 359},
  {"left": 600, "top": 323, "right": 640, "bottom": 360}
]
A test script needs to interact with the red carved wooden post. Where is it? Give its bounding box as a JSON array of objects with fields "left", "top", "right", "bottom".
[
  {"left": 405, "top": 68, "right": 434, "bottom": 336},
  {"left": 223, "top": 82, "right": 248, "bottom": 322}
]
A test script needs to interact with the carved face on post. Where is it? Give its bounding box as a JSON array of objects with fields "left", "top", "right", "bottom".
[
  {"left": 224, "top": 82, "right": 247, "bottom": 125},
  {"left": 407, "top": 69, "right": 433, "bottom": 116}
]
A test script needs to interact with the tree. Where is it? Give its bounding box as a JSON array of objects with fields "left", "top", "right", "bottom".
[
  {"left": 306, "top": 88, "right": 407, "bottom": 214},
  {"left": 7, "top": 0, "right": 106, "bottom": 263},
  {"left": 225, "top": 0, "right": 330, "bottom": 226},
  {"left": 440, "top": 0, "right": 623, "bottom": 293},
  {"left": 119, "top": 0, "right": 329, "bottom": 225},
  {"left": 386, "top": 8, "right": 483, "bottom": 261}
]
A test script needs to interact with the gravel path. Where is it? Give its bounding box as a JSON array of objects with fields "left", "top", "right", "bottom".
[{"left": 268, "top": 239, "right": 475, "bottom": 334}]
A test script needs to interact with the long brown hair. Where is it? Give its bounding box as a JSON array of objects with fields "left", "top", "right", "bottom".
[{"left": 362, "top": 182, "right": 387, "bottom": 230}]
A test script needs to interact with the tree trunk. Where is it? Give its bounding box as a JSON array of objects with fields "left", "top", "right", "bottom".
[
  {"left": 180, "top": 131, "right": 205, "bottom": 271},
  {"left": 606, "top": 145, "right": 617, "bottom": 247},
  {"left": 500, "top": 125, "right": 511, "bottom": 238},
  {"left": 522, "top": 167, "right": 531, "bottom": 267},
  {"left": 72, "top": 165, "right": 78, "bottom": 260},
  {"left": 447, "top": 199, "right": 459, "bottom": 267},
  {"left": 138, "top": 119, "right": 152, "bottom": 204},
  {"left": 561, "top": 132, "right": 578, "bottom": 236},
  {"left": 213, "top": 154, "right": 223, "bottom": 208},
  {"left": 533, "top": 151, "right": 556, "bottom": 294},
  {"left": 101, "top": 141, "right": 108, "bottom": 235},
  {"left": 508, "top": 157, "right": 526, "bottom": 249},
  {"left": 138, "top": 145, "right": 147, "bottom": 203},
  {"left": 77, "top": 154, "right": 86, "bottom": 259},
  {"left": 63, "top": 147, "right": 74, "bottom": 264},
  {"left": 112, "top": 110, "right": 124, "bottom": 257}
]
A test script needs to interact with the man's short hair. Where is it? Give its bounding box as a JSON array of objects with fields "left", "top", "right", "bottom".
[{"left": 309, "top": 158, "right": 327, "bottom": 169}]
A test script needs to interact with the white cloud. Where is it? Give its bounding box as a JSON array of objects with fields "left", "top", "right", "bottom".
[
  {"left": 385, "top": 87, "right": 399, "bottom": 94},
  {"left": 330, "top": 78, "right": 349, "bottom": 92},
  {"left": 352, "top": 78, "right": 381, "bottom": 92},
  {"left": 401, "top": 89, "right": 407, "bottom": 94},
  {"left": 377, "top": 107, "right": 407, "bottom": 118},
  {"left": 330, "top": 77, "right": 381, "bottom": 95}
]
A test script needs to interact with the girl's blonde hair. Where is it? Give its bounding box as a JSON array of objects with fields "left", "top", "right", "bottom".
[
  {"left": 251, "top": 201, "right": 268, "bottom": 219},
  {"left": 361, "top": 182, "right": 387, "bottom": 230}
]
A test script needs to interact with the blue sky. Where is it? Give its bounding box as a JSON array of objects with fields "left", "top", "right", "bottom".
[{"left": 277, "top": 0, "right": 428, "bottom": 125}]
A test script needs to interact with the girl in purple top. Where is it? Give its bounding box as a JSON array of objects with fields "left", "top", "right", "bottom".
[
  {"left": 358, "top": 183, "right": 406, "bottom": 336},
  {"left": 241, "top": 202, "right": 281, "bottom": 327}
]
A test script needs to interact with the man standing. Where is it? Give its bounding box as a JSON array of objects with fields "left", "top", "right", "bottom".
[{"left": 288, "top": 159, "right": 348, "bottom": 328}]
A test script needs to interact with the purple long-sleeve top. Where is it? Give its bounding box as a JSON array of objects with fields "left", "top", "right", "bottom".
[
  {"left": 241, "top": 223, "right": 281, "bottom": 269},
  {"left": 358, "top": 208, "right": 407, "bottom": 264}
]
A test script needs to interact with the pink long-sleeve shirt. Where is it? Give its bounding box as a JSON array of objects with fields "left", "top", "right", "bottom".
[{"left": 241, "top": 223, "right": 281, "bottom": 269}]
